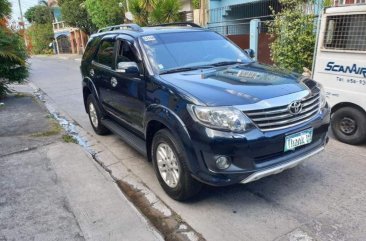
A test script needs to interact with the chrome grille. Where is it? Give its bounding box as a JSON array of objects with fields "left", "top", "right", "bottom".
[{"left": 244, "top": 93, "right": 320, "bottom": 131}]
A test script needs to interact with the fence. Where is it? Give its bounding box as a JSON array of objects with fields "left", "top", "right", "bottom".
[{"left": 207, "top": 1, "right": 322, "bottom": 64}]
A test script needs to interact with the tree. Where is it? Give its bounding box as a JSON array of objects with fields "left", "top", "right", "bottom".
[
  {"left": 129, "top": 0, "right": 181, "bottom": 26},
  {"left": 268, "top": 0, "right": 316, "bottom": 73},
  {"left": 25, "top": 4, "right": 54, "bottom": 54},
  {"left": 58, "top": 0, "right": 97, "bottom": 34},
  {"left": 27, "top": 23, "right": 54, "bottom": 54},
  {"left": 0, "top": 0, "right": 11, "bottom": 19},
  {"left": 0, "top": 0, "right": 28, "bottom": 98},
  {"left": 85, "top": 0, "right": 124, "bottom": 29},
  {"left": 150, "top": 0, "right": 181, "bottom": 24},
  {"left": 24, "top": 5, "right": 53, "bottom": 24}
]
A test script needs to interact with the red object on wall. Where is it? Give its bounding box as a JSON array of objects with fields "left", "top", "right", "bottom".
[{"left": 227, "top": 33, "right": 273, "bottom": 65}]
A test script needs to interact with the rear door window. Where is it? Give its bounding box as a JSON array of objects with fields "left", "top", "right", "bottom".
[{"left": 96, "top": 39, "right": 116, "bottom": 68}]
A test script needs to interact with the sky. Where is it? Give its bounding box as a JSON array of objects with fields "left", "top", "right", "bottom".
[{"left": 9, "top": 0, "right": 39, "bottom": 22}]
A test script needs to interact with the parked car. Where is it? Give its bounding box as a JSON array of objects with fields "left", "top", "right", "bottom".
[
  {"left": 81, "top": 23, "right": 330, "bottom": 201},
  {"left": 313, "top": 4, "right": 366, "bottom": 145}
]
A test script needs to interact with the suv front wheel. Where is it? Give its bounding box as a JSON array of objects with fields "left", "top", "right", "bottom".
[
  {"left": 152, "top": 129, "right": 202, "bottom": 201},
  {"left": 87, "top": 95, "right": 110, "bottom": 135}
]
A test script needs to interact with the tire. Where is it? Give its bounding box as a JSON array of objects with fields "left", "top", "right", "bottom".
[
  {"left": 86, "top": 95, "right": 110, "bottom": 135},
  {"left": 152, "top": 129, "right": 202, "bottom": 201},
  {"left": 331, "top": 107, "right": 366, "bottom": 145}
]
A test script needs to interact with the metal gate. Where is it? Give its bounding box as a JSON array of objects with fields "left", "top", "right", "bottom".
[{"left": 56, "top": 35, "right": 71, "bottom": 54}]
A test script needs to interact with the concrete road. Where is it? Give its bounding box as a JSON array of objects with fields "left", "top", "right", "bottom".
[{"left": 29, "top": 56, "right": 366, "bottom": 241}]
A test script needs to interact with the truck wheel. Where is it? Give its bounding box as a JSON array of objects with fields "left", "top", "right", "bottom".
[
  {"left": 87, "top": 95, "right": 110, "bottom": 135},
  {"left": 152, "top": 129, "right": 202, "bottom": 201},
  {"left": 331, "top": 107, "right": 366, "bottom": 145}
]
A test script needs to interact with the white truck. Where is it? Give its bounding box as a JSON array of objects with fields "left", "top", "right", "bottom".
[{"left": 313, "top": 4, "right": 366, "bottom": 145}]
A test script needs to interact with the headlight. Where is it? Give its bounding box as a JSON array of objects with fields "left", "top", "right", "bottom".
[
  {"left": 317, "top": 83, "right": 327, "bottom": 108},
  {"left": 187, "top": 105, "right": 253, "bottom": 132}
]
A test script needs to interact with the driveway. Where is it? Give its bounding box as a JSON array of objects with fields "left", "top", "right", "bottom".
[{"left": 29, "top": 56, "right": 366, "bottom": 241}]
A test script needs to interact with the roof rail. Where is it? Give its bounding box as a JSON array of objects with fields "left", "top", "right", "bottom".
[
  {"left": 150, "top": 22, "right": 202, "bottom": 28},
  {"left": 97, "top": 24, "right": 143, "bottom": 33}
]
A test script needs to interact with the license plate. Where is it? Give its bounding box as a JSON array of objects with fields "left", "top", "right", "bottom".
[{"left": 284, "top": 128, "right": 313, "bottom": 152}]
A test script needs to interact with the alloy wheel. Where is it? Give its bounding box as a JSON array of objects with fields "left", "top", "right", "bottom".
[
  {"left": 89, "top": 102, "right": 98, "bottom": 128},
  {"left": 156, "top": 143, "right": 181, "bottom": 188}
]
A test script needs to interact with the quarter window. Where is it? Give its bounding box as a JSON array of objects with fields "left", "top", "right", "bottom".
[
  {"left": 96, "top": 39, "right": 116, "bottom": 67},
  {"left": 323, "top": 14, "right": 366, "bottom": 51}
]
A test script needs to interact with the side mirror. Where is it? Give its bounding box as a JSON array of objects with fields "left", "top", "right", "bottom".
[
  {"left": 116, "top": 62, "right": 139, "bottom": 74},
  {"left": 244, "top": 49, "right": 255, "bottom": 59}
]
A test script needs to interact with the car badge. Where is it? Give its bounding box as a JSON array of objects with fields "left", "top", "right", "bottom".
[{"left": 288, "top": 101, "right": 303, "bottom": 115}]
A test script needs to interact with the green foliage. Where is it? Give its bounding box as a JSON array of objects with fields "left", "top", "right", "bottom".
[
  {"left": 59, "top": 0, "right": 97, "bottom": 34},
  {"left": 129, "top": 0, "right": 181, "bottom": 26},
  {"left": 322, "top": 0, "right": 332, "bottom": 7},
  {"left": 0, "top": 0, "right": 11, "bottom": 19},
  {"left": 150, "top": 0, "right": 181, "bottom": 24},
  {"left": 27, "top": 23, "right": 54, "bottom": 54},
  {"left": 0, "top": 28, "right": 29, "bottom": 98},
  {"left": 85, "top": 0, "right": 124, "bottom": 29},
  {"left": 192, "top": 0, "right": 200, "bottom": 9},
  {"left": 268, "top": 0, "right": 316, "bottom": 73},
  {"left": 24, "top": 5, "right": 53, "bottom": 24},
  {"left": 129, "top": 0, "right": 149, "bottom": 26}
]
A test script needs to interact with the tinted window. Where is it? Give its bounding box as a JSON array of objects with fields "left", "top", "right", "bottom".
[
  {"left": 117, "top": 41, "right": 139, "bottom": 63},
  {"left": 140, "top": 31, "right": 251, "bottom": 73},
  {"left": 83, "top": 37, "right": 100, "bottom": 61},
  {"left": 96, "top": 39, "right": 115, "bottom": 67}
]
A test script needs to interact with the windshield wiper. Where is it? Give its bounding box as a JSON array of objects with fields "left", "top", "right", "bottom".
[
  {"left": 211, "top": 61, "right": 243, "bottom": 67},
  {"left": 160, "top": 65, "right": 213, "bottom": 75}
]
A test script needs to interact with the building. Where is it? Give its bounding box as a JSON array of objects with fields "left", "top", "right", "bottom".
[{"left": 48, "top": 0, "right": 88, "bottom": 54}]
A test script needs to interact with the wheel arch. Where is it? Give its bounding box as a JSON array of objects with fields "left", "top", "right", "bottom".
[
  {"left": 82, "top": 77, "right": 100, "bottom": 113},
  {"left": 144, "top": 105, "right": 198, "bottom": 172},
  {"left": 331, "top": 102, "right": 366, "bottom": 116}
]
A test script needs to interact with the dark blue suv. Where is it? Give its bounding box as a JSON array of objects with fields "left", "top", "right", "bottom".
[{"left": 81, "top": 23, "right": 330, "bottom": 201}]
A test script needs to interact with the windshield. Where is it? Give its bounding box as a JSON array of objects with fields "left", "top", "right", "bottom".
[{"left": 140, "top": 31, "right": 252, "bottom": 74}]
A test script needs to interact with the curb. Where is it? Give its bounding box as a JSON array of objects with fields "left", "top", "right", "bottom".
[{"left": 28, "top": 82, "right": 205, "bottom": 241}]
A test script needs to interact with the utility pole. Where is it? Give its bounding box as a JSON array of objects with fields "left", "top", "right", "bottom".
[{"left": 17, "top": 0, "right": 27, "bottom": 46}]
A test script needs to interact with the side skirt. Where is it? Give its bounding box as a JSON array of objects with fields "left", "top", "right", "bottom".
[{"left": 101, "top": 118, "right": 147, "bottom": 156}]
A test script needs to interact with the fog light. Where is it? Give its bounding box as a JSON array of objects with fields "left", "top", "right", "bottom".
[{"left": 216, "top": 156, "right": 231, "bottom": 170}]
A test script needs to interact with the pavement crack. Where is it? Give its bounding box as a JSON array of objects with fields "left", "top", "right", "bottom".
[{"left": 0, "top": 141, "right": 57, "bottom": 158}]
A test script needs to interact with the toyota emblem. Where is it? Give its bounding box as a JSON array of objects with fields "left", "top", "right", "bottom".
[{"left": 288, "top": 101, "right": 303, "bottom": 115}]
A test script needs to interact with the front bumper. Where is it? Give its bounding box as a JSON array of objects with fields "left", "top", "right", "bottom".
[
  {"left": 186, "top": 107, "right": 330, "bottom": 186},
  {"left": 240, "top": 145, "right": 324, "bottom": 184}
]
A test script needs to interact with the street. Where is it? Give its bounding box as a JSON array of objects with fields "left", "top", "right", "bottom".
[{"left": 29, "top": 56, "right": 366, "bottom": 241}]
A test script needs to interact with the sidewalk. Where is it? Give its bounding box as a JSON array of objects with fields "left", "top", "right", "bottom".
[{"left": 0, "top": 94, "right": 162, "bottom": 241}]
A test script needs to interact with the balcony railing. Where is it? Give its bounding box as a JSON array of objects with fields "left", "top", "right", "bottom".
[{"left": 53, "top": 21, "right": 70, "bottom": 31}]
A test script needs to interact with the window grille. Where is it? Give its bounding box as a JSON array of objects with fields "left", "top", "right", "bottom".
[{"left": 323, "top": 14, "right": 366, "bottom": 51}]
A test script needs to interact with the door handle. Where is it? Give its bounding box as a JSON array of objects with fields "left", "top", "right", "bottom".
[{"left": 111, "top": 77, "right": 118, "bottom": 87}]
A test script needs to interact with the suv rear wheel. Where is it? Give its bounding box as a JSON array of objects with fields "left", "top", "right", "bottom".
[
  {"left": 87, "top": 95, "right": 110, "bottom": 135},
  {"left": 152, "top": 129, "right": 202, "bottom": 201},
  {"left": 331, "top": 107, "right": 366, "bottom": 145}
]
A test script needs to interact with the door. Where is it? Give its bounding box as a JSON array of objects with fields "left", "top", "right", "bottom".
[
  {"left": 91, "top": 36, "right": 117, "bottom": 109},
  {"left": 106, "top": 38, "right": 146, "bottom": 134}
]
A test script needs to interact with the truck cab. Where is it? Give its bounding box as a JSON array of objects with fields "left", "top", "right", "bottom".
[{"left": 313, "top": 4, "right": 366, "bottom": 145}]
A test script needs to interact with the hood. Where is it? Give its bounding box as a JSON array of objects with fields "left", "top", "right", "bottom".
[{"left": 159, "top": 63, "right": 310, "bottom": 106}]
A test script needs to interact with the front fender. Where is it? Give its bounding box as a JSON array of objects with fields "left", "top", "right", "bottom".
[{"left": 144, "top": 104, "right": 203, "bottom": 174}]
